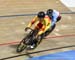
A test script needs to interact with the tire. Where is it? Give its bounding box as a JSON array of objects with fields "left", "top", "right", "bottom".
[
  {"left": 16, "top": 29, "right": 39, "bottom": 51},
  {"left": 37, "top": 35, "right": 42, "bottom": 45},
  {"left": 16, "top": 39, "right": 27, "bottom": 53},
  {"left": 16, "top": 30, "right": 34, "bottom": 52}
]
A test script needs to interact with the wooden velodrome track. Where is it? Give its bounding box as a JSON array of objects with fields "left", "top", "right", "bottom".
[{"left": 0, "top": 0, "right": 75, "bottom": 60}]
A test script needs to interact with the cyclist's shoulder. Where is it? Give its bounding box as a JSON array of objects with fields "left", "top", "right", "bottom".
[
  {"left": 44, "top": 16, "right": 51, "bottom": 22},
  {"left": 52, "top": 10, "right": 60, "bottom": 16},
  {"left": 45, "top": 15, "right": 50, "bottom": 20},
  {"left": 45, "top": 15, "right": 49, "bottom": 18},
  {"left": 53, "top": 10, "right": 59, "bottom": 14},
  {"left": 33, "top": 16, "right": 38, "bottom": 19},
  {"left": 32, "top": 16, "right": 38, "bottom": 21}
]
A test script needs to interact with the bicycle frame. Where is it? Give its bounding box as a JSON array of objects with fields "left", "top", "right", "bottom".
[{"left": 24, "top": 28, "right": 38, "bottom": 45}]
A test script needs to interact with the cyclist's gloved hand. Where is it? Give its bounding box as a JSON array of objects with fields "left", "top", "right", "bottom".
[{"left": 25, "top": 27, "right": 29, "bottom": 31}]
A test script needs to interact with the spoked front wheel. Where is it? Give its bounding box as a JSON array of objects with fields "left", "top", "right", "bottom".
[{"left": 16, "top": 40, "right": 27, "bottom": 53}]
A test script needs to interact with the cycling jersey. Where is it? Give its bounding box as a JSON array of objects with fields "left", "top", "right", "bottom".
[
  {"left": 51, "top": 10, "right": 60, "bottom": 26},
  {"left": 27, "top": 15, "right": 51, "bottom": 35}
]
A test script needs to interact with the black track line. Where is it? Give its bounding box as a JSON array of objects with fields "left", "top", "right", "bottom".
[{"left": 0, "top": 45, "right": 75, "bottom": 60}]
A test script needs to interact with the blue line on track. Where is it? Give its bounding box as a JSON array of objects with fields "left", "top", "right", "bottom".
[{"left": 29, "top": 50, "right": 75, "bottom": 60}]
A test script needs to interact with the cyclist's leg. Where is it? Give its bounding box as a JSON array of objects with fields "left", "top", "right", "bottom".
[
  {"left": 48, "top": 24, "right": 56, "bottom": 33},
  {"left": 56, "top": 15, "right": 61, "bottom": 22},
  {"left": 29, "top": 26, "right": 39, "bottom": 49},
  {"left": 37, "top": 23, "right": 51, "bottom": 38}
]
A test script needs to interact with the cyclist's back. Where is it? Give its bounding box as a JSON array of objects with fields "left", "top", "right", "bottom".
[{"left": 46, "top": 9, "right": 61, "bottom": 27}]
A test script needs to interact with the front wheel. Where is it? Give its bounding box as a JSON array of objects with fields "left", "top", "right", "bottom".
[
  {"left": 37, "top": 35, "right": 42, "bottom": 45},
  {"left": 16, "top": 39, "right": 27, "bottom": 53}
]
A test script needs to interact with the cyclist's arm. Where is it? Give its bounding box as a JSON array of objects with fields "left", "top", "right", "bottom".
[{"left": 27, "top": 16, "right": 37, "bottom": 28}]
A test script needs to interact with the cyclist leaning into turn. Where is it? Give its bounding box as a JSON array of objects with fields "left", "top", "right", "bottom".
[
  {"left": 25, "top": 9, "right": 61, "bottom": 49},
  {"left": 25, "top": 11, "right": 51, "bottom": 49},
  {"left": 46, "top": 9, "right": 61, "bottom": 27}
]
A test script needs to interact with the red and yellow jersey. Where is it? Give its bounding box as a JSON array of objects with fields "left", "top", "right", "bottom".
[{"left": 27, "top": 15, "right": 51, "bottom": 35}]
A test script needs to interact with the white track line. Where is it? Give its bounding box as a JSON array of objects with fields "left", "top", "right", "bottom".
[
  {"left": 60, "top": 0, "right": 75, "bottom": 11},
  {"left": 60, "top": 0, "right": 75, "bottom": 7}
]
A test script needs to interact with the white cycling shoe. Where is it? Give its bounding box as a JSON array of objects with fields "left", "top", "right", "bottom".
[
  {"left": 30, "top": 44, "right": 36, "bottom": 49},
  {"left": 30, "top": 45, "right": 34, "bottom": 49}
]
